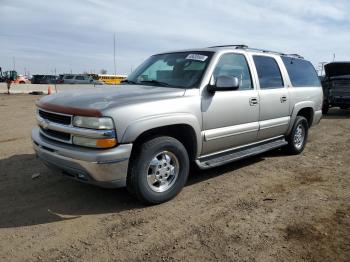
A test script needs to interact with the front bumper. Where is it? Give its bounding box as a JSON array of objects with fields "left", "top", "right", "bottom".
[
  {"left": 330, "top": 96, "right": 350, "bottom": 107},
  {"left": 32, "top": 128, "right": 132, "bottom": 188}
]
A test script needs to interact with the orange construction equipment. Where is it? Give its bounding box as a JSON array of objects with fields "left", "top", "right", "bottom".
[{"left": 47, "top": 85, "right": 53, "bottom": 95}]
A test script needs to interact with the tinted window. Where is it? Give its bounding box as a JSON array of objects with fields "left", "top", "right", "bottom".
[
  {"left": 75, "top": 76, "right": 84, "bottom": 80},
  {"left": 282, "top": 57, "right": 320, "bottom": 87},
  {"left": 213, "top": 53, "right": 253, "bottom": 90},
  {"left": 253, "top": 56, "right": 284, "bottom": 89}
]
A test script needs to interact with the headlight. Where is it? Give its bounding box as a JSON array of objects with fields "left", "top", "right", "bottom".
[
  {"left": 73, "top": 116, "right": 114, "bottom": 130},
  {"left": 73, "top": 136, "right": 117, "bottom": 148}
]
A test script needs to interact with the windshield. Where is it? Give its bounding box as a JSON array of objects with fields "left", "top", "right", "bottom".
[{"left": 124, "top": 51, "right": 214, "bottom": 88}]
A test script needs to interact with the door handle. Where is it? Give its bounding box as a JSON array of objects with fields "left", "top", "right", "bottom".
[
  {"left": 249, "top": 97, "right": 259, "bottom": 106},
  {"left": 280, "top": 96, "right": 287, "bottom": 103}
]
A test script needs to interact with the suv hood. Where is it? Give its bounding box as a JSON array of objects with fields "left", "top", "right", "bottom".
[
  {"left": 325, "top": 62, "right": 350, "bottom": 78},
  {"left": 38, "top": 85, "right": 186, "bottom": 113}
]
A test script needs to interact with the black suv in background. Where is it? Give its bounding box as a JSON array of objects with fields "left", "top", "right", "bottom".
[
  {"left": 321, "top": 62, "right": 350, "bottom": 114},
  {"left": 31, "top": 75, "right": 57, "bottom": 84}
]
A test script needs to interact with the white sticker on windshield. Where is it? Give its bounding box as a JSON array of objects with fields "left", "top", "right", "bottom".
[{"left": 186, "top": 54, "right": 208, "bottom": 62}]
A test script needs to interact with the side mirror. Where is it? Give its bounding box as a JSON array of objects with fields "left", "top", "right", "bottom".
[{"left": 208, "top": 75, "right": 240, "bottom": 92}]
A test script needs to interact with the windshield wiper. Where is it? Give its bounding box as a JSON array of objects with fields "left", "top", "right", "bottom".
[
  {"left": 140, "top": 80, "right": 172, "bottom": 87},
  {"left": 120, "top": 79, "right": 138, "bottom": 85}
]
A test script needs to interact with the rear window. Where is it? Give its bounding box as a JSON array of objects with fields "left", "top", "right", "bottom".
[
  {"left": 64, "top": 75, "right": 74, "bottom": 79},
  {"left": 75, "top": 76, "right": 85, "bottom": 80},
  {"left": 253, "top": 56, "right": 284, "bottom": 89},
  {"left": 282, "top": 57, "right": 320, "bottom": 87}
]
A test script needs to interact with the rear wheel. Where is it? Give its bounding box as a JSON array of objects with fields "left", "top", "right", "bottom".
[
  {"left": 127, "top": 136, "right": 189, "bottom": 204},
  {"left": 285, "top": 116, "right": 309, "bottom": 155}
]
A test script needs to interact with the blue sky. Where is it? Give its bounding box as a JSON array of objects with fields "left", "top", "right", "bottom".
[{"left": 0, "top": 0, "right": 349, "bottom": 75}]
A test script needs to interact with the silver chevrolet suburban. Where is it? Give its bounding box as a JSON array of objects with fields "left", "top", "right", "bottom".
[{"left": 32, "top": 45, "right": 323, "bottom": 204}]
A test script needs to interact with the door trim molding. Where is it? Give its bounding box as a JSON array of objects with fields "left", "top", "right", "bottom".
[
  {"left": 203, "top": 122, "right": 259, "bottom": 142},
  {"left": 259, "top": 116, "right": 290, "bottom": 130}
]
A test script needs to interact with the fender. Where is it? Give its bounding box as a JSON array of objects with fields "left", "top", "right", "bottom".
[
  {"left": 121, "top": 113, "right": 202, "bottom": 157},
  {"left": 286, "top": 101, "right": 315, "bottom": 135}
]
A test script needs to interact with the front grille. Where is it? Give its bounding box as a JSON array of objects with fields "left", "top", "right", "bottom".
[
  {"left": 333, "top": 80, "right": 350, "bottom": 88},
  {"left": 40, "top": 127, "right": 71, "bottom": 141},
  {"left": 39, "top": 110, "right": 71, "bottom": 125}
]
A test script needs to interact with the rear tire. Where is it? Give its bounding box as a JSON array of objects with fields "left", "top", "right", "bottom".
[
  {"left": 127, "top": 136, "right": 189, "bottom": 204},
  {"left": 285, "top": 116, "right": 309, "bottom": 155}
]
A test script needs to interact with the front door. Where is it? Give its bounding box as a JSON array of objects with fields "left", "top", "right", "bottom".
[{"left": 201, "top": 53, "right": 259, "bottom": 155}]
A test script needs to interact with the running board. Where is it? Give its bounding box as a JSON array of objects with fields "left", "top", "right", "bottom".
[{"left": 196, "top": 138, "right": 288, "bottom": 169}]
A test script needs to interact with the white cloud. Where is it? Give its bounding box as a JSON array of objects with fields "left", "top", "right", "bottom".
[{"left": 0, "top": 0, "right": 348, "bottom": 74}]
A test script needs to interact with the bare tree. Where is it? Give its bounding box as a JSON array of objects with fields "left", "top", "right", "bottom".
[{"left": 100, "top": 69, "right": 107, "bottom": 74}]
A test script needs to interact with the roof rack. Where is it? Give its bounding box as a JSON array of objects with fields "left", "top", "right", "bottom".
[{"left": 208, "top": 45, "right": 304, "bottom": 59}]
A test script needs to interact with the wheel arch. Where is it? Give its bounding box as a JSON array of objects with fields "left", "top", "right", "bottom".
[
  {"left": 121, "top": 114, "right": 202, "bottom": 160},
  {"left": 287, "top": 102, "right": 315, "bottom": 135}
]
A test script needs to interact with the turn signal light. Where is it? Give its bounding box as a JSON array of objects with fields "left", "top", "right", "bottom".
[{"left": 96, "top": 138, "right": 117, "bottom": 148}]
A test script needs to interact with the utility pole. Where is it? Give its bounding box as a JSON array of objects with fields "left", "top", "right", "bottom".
[
  {"left": 54, "top": 68, "right": 57, "bottom": 93},
  {"left": 13, "top": 56, "right": 16, "bottom": 71},
  {"left": 319, "top": 62, "right": 327, "bottom": 76},
  {"left": 333, "top": 53, "right": 336, "bottom": 62},
  {"left": 113, "top": 32, "right": 117, "bottom": 77}
]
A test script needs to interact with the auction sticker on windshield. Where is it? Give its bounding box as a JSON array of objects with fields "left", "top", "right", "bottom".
[{"left": 186, "top": 54, "right": 208, "bottom": 62}]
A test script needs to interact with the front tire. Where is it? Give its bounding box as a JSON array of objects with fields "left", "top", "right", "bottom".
[
  {"left": 127, "top": 136, "right": 189, "bottom": 204},
  {"left": 285, "top": 116, "right": 309, "bottom": 155}
]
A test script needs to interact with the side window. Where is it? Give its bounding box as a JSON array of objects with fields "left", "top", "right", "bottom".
[
  {"left": 282, "top": 57, "right": 320, "bottom": 87},
  {"left": 213, "top": 53, "right": 253, "bottom": 90},
  {"left": 253, "top": 56, "right": 284, "bottom": 89}
]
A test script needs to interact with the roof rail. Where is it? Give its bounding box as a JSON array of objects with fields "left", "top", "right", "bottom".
[
  {"left": 241, "top": 47, "right": 287, "bottom": 56},
  {"left": 208, "top": 45, "right": 304, "bottom": 59},
  {"left": 208, "top": 45, "right": 248, "bottom": 49},
  {"left": 285, "top": 53, "right": 304, "bottom": 59}
]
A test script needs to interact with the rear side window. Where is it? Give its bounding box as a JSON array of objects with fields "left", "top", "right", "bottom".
[
  {"left": 253, "top": 56, "right": 284, "bottom": 89},
  {"left": 282, "top": 57, "right": 320, "bottom": 87}
]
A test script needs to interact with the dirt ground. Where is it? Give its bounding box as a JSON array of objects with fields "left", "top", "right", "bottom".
[{"left": 0, "top": 94, "right": 349, "bottom": 262}]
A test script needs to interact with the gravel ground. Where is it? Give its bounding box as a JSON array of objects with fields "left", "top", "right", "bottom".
[{"left": 0, "top": 94, "right": 349, "bottom": 262}]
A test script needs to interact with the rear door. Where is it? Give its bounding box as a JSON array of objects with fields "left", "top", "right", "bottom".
[{"left": 252, "top": 55, "right": 291, "bottom": 140}]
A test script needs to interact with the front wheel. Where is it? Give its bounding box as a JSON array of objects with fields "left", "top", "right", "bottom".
[
  {"left": 127, "top": 136, "right": 189, "bottom": 204},
  {"left": 284, "top": 116, "right": 309, "bottom": 155}
]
